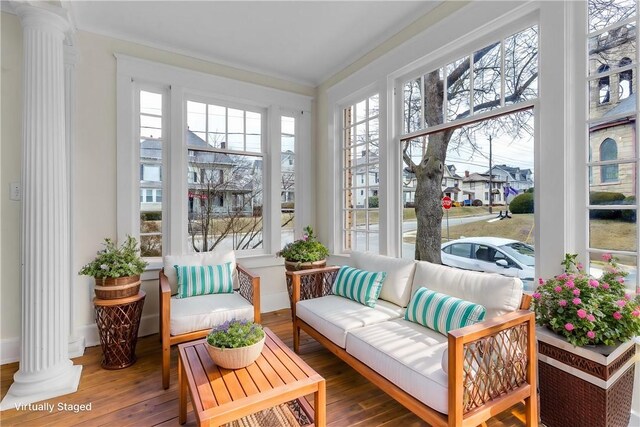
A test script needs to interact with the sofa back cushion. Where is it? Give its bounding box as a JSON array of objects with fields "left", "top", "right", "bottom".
[
  {"left": 164, "top": 250, "right": 237, "bottom": 295},
  {"left": 412, "top": 261, "right": 523, "bottom": 318},
  {"left": 175, "top": 263, "right": 234, "bottom": 298},
  {"left": 332, "top": 266, "right": 386, "bottom": 308},
  {"left": 405, "top": 287, "right": 486, "bottom": 335},
  {"left": 351, "top": 252, "right": 416, "bottom": 307}
]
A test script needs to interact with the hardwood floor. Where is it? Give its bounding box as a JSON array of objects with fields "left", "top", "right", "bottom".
[{"left": 1, "top": 309, "right": 527, "bottom": 426}]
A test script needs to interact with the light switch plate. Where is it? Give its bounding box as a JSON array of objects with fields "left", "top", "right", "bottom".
[{"left": 10, "top": 182, "right": 21, "bottom": 201}]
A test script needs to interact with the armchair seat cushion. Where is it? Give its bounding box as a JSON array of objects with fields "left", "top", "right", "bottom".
[
  {"left": 345, "top": 319, "right": 449, "bottom": 414},
  {"left": 170, "top": 292, "right": 254, "bottom": 336},
  {"left": 296, "top": 295, "right": 403, "bottom": 348}
]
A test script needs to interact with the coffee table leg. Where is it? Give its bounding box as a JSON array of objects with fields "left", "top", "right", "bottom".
[
  {"left": 179, "top": 355, "right": 187, "bottom": 424},
  {"left": 315, "top": 379, "right": 326, "bottom": 427}
]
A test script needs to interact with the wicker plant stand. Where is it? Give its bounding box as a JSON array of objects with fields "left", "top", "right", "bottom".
[
  {"left": 94, "top": 291, "right": 146, "bottom": 370},
  {"left": 537, "top": 327, "right": 636, "bottom": 427}
]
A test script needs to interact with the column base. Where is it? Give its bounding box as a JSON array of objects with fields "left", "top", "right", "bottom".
[{"left": 0, "top": 364, "right": 82, "bottom": 411}]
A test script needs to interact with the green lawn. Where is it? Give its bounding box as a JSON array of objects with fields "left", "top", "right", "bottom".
[{"left": 402, "top": 213, "right": 636, "bottom": 252}]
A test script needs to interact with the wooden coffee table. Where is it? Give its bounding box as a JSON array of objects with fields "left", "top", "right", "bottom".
[{"left": 178, "top": 327, "right": 326, "bottom": 427}]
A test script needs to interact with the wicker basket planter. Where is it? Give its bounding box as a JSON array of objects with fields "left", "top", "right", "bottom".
[
  {"left": 94, "top": 275, "right": 141, "bottom": 300},
  {"left": 537, "top": 327, "right": 636, "bottom": 427},
  {"left": 284, "top": 259, "right": 326, "bottom": 272},
  {"left": 206, "top": 335, "right": 266, "bottom": 369}
]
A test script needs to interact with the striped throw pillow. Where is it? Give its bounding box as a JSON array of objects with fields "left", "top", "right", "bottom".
[
  {"left": 332, "top": 266, "right": 386, "bottom": 307},
  {"left": 174, "top": 263, "right": 234, "bottom": 298},
  {"left": 405, "top": 287, "right": 486, "bottom": 335}
]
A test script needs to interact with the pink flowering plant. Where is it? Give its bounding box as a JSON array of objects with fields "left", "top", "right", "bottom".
[{"left": 532, "top": 253, "right": 640, "bottom": 347}]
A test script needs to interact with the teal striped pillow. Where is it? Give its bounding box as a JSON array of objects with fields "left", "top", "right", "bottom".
[
  {"left": 174, "top": 263, "right": 234, "bottom": 298},
  {"left": 405, "top": 287, "right": 486, "bottom": 335},
  {"left": 332, "top": 266, "right": 386, "bottom": 307}
]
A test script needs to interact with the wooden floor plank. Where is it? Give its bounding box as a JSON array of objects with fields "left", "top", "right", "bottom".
[{"left": 0, "top": 309, "right": 527, "bottom": 426}]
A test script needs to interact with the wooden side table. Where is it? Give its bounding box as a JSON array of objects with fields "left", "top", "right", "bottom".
[{"left": 94, "top": 291, "right": 145, "bottom": 370}]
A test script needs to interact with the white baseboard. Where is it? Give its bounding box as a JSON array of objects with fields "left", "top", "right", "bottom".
[
  {"left": 1, "top": 337, "right": 20, "bottom": 365},
  {"left": 261, "top": 291, "right": 290, "bottom": 314},
  {"left": 2, "top": 293, "right": 290, "bottom": 364},
  {"left": 630, "top": 410, "right": 639, "bottom": 427}
]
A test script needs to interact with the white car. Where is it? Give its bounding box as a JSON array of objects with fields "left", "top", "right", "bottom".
[{"left": 441, "top": 237, "right": 536, "bottom": 291}]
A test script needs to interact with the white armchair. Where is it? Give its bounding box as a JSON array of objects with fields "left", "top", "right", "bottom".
[{"left": 159, "top": 251, "right": 260, "bottom": 389}]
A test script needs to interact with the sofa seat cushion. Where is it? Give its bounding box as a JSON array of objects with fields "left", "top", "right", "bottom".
[
  {"left": 296, "top": 295, "right": 404, "bottom": 348},
  {"left": 170, "top": 292, "right": 253, "bottom": 336},
  {"left": 352, "top": 251, "right": 416, "bottom": 307},
  {"left": 412, "top": 261, "right": 523, "bottom": 318},
  {"left": 346, "top": 319, "right": 449, "bottom": 414}
]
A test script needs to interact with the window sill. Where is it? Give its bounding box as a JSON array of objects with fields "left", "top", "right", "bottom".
[{"left": 140, "top": 253, "right": 291, "bottom": 281}]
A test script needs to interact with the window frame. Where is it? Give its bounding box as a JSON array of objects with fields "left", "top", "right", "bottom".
[
  {"left": 584, "top": 1, "right": 639, "bottom": 293},
  {"left": 116, "top": 55, "right": 313, "bottom": 271},
  {"left": 341, "top": 92, "right": 381, "bottom": 253}
]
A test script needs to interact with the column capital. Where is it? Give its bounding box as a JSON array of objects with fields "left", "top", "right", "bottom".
[{"left": 13, "top": 1, "right": 72, "bottom": 37}]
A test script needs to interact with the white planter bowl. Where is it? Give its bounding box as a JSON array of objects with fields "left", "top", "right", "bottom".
[{"left": 205, "top": 335, "right": 265, "bottom": 369}]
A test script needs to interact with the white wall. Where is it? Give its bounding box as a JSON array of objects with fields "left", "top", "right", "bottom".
[
  {"left": 0, "top": 11, "right": 314, "bottom": 362},
  {"left": 0, "top": 12, "right": 23, "bottom": 360}
]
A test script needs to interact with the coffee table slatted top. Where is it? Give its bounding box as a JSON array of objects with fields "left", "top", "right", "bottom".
[{"left": 178, "top": 327, "right": 326, "bottom": 427}]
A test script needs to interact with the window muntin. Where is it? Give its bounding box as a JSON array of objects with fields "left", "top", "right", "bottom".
[
  {"left": 402, "top": 25, "right": 538, "bottom": 135},
  {"left": 187, "top": 101, "right": 262, "bottom": 153},
  {"left": 586, "top": 0, "right": 638, "bottom": 293},
  {"left": 343, "top": 94, "right": 380, "bottom": 253},
  {"left": 139, "top": 90, "right": 163, "bottom": 258}
]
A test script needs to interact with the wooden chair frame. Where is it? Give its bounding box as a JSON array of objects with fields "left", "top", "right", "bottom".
[
  {"left": 288, "top": 267, "right": 537, "bottom": 427},
  {"left": 159, "top": 264, "right": 260, "bottom": 389}
]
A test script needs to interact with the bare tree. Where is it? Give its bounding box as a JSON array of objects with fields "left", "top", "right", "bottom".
[{"left": 188, "top": 151, "right": 264, "bottom": 252}]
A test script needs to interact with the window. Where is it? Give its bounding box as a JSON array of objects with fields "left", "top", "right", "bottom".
[
  {"left": 597, "top": 65, "right": 611, "bottom": 104},
  {"left": 618, "top": 57, "right": 633, "bottom": 100},
  {"left": 400, "top": 25, "right": 537, "bottom": 261},
  {"left": 186, "top": 100, "right": 264, "bottom": 253},
  {"left": 117, "top": 56, "right": 311, "bottom": 265},
  {"left": 138, "top": 90, "right": 164, "bottom": 257},
  {"left": 587, "top": 0, "right": 638, "bottom": 292},
  {"left": 343, "top": 94, "right": 380, "bottom": 252},
  {"left": 281, "top": 116, "right": 296, "bottom": 246},
  {"left": 599, "top": 138, "right": 618, "bottom": 182}
]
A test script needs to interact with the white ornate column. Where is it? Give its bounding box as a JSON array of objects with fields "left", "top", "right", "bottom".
[{"left": 0, "top": 3, "right": 82, "bottom": 410}]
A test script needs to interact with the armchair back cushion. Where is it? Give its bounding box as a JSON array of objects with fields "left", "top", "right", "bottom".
[
  {"left": 351, "top": 251, "right": 416, "bottom": 307},
  {"left": 412, "top": 261, "right": 523, "bottom": 318},
  {"left": 164, "top": 250, "right": 237, "bottom": 295},
  {"left": 175, "top": 263, "right": 234, "bottom": 298}
]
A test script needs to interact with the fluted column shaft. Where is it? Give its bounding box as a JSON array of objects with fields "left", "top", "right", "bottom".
[{"left": 0, "top": 3, "right": 82, "bottom": 409}]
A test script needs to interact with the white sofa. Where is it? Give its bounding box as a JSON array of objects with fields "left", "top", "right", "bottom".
[{"left": 288, "top": 252, "right": 537, "bottom": 427}]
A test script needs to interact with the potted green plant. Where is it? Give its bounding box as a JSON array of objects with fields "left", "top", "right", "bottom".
[
  {"left": 532, "top": 253, "right": 640, "bottom": 427},
  {"left": 79, "top": 235, "right": 148, "bottom": 299},
  {"left": 277, "top": 226, "right": 329, "bottom": 271},
  {"left": 206, "top": 319, "right": 265, "bottom": 369}
]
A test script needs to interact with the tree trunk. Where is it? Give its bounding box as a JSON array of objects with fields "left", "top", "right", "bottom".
[{"left": 413, "top": 132, "right": 449, "bottom": 263}]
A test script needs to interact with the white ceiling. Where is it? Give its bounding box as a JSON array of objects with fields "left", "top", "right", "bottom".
[{"left": 67, "top": 1, "right": 441, "bottom": 86}]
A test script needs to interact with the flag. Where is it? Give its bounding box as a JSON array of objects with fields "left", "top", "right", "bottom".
[{"left": 504, "top": 186, "right": 519, "bottom": 197}]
